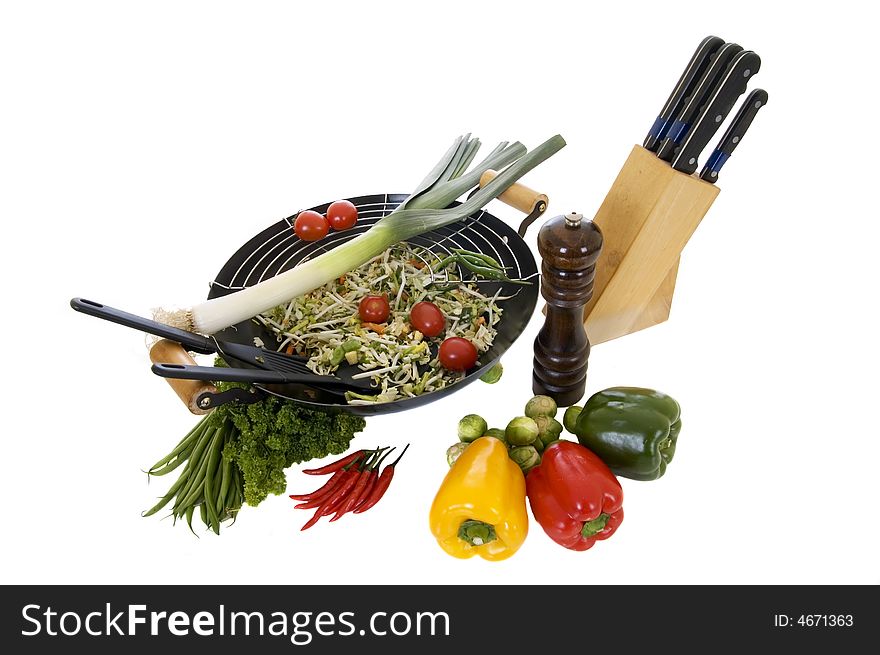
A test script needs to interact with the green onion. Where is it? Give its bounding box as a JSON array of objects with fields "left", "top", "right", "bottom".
[{"left": 162, "top": 134, "right": 565, "bottom": 334}]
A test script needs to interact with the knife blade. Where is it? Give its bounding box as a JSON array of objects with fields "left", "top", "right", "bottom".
[
  {"left": 699, "top": 89, "right": 768, "bottom": 182},
  {"left": 643, "top": 35, "right": 725, "bottom": 151},
  {"left": 671, "top": 51, "right": 762, "bottom": 175},
  {"left": 655, "top": 42, "right": 744, "bottom": 161}
]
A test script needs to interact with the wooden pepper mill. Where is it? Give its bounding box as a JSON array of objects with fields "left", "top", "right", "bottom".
[{"left": 533, "top": 212, "right": 603, "bottom": 406}]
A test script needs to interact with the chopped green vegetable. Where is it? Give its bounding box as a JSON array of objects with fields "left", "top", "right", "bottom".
[
  {"left": 484, "top": 428, "right": 507, "bottom": 444},
  {"left": 480, "top": 362, "right": 504, "bottom": 384},
  {"left": 563, "top": 405, "right": 582, "bottom": 433},
  {"left": 525, "top": 395, "right": 558, "bottom": 419},
  {"left": 447, "top": 443, "right": 469, "bottom": 467},
  {"left": 509, "top": 445, "right": 541, "bottom": 472},
  {"left": 505, "top": 416, "right": 539, "bottom": 446},
  {"left": 458, "top": 414, "right": 488, "bottom": 443}
]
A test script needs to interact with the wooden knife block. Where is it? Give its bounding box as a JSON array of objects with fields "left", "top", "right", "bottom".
[{"left": 582, "top": 145, "right": 720, "bottom": 344}]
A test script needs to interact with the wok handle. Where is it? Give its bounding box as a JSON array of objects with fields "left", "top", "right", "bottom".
[
  {"left": 70, "top": 297, "right": 216, "bottom": 355},
  {"left": 149, "top": 340, "right": 216, "bottom": 414},
  {"left": 151, "top": 363, "right": 362, "bottom": 389},
  {"left": 152, "top": 363, "right": 288, "bottom": 384},
  {"left": 479, "top": 170, "right": 549, "bottom": 237}
]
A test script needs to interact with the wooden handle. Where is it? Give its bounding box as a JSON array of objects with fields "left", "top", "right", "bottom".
[
  {"left": 479, "top": 169, "right": 549, "bottom": 215},
  {"left": 149, "top": 339, "right": 216, "bottom": 414}
]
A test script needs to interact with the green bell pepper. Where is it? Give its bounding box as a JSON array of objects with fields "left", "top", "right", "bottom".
[{"left": 573, "top": 387, "right": 681, "bottom": 481}]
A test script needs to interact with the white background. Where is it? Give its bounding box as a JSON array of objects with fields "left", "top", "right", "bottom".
[{"left": 2, "top": 0, "right": 877, "bottom": 585}]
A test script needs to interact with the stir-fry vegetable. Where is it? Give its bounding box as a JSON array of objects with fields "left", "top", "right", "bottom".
[
  {"left": 157, "top": 133, "right": 565, "bottom": 335},
  {"left": 257, "top": 242, "right": 517, "bottom": 405}
]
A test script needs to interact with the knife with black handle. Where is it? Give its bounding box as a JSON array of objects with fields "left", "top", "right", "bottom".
[
  {"left": 699, "top": 89, "right": 768, "bottom": 182},
  {"left": 643, "top": 35, "right": 725, "bottom": 152},
  {"left": 671, "top": 50, "right": 762, "bottom": 175},
  {"left": 656, "top": 42, "right": 744, "bottom": 161}
]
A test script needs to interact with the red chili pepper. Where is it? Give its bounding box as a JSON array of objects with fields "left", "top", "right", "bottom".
[
  {"left": 293, "top": 448, "right": 389, "bottom": 508},
  {"left": 353, "top": 443, "right": 409, "bottom": 514},
  {"left": 331, "top": 447, "right": 396, "bottom": 522},
  {"left": 289, "top": 468, "right": 346, "bottom": 501},
  {"left": 351, "top": 473, "right": 378, "bottom": 512},
  {"left": 300, "top": 469, "right": 360, "bottom": 531},
  {"left": 302, "top": 449, "right": 366, "bottom": 476},
  {"left": 328, "top": 469, "right": 371, "bottom": 522}
]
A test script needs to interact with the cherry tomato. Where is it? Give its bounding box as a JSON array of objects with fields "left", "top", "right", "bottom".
[
  {"left": 409, "top": 301, "right": 445, "bottom": 338},
  {"left": 326, "top": 200, "right": 358, "bottom": 231},
  {"left": 294, "top": 210, "right": 329, "bottom": 241},
  {"left": 439, "top": 337, "right": 478, "bottom": 371},
  {"left": 358, "top": 295, "right": 390, "bottom": 323}
]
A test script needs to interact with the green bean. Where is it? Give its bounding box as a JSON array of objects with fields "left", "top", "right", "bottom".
[
  {"left": 217, "top": 458, "right": 232, "bottom": 515},
  {"left": 172, "top": 423, "right": 214, "bottom": 481},
  {"left": 147, "top": 441, "right": 197, "bottom": 477},
  {"left": 174, "top": 428, "right": 221, "bottom": 512},
  {"left": 210, "top": 460, "right": 223, "bottom": 516},
  {"left": 173, "top": 439, "right": 215, "bottom": 513},
  {"left": 172, "top": 447, "right": 209, "bottom": 511},
  {"left": 142, "top": 471, "right": 190, "bottom": 517},
  {"left": 199, "top": 501, "right": 208, "bottom": 528},
  {"left": 148, "top": 420, "right": 207, "bottom": 471},
  {"left": 224, "top": 477, "right": 238, "bottom": 516},
  {"left": 203, "top": 429, "right": 223, "bottom": 534},
  {"left": 184, "top": 505, "right": 197, "bottom": 537},
  {"left": 232, "top": 468, "right": 243, "bottom": 511}
]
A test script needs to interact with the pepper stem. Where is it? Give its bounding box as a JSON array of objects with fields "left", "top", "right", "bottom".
[
  {"left": 581, "top": 513, "right": 610, "bottom": 538},
  {"left": 458, "top": 519, "right": 497, "bottom": 546}
]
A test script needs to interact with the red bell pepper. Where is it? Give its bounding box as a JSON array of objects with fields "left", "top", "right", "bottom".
[{"left": 526, "top": 440, "right": 624, "bottom": 551}]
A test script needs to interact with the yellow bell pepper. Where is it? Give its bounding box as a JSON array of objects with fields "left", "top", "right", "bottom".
[{"left": 429, "top": 437, "right": 528, "bottom": 561}]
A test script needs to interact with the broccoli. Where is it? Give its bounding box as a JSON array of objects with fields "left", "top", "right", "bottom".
[{"left": 211, "top": 377, "right": 366, "bottom": 507}]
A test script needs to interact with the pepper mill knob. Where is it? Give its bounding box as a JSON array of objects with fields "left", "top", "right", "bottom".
[{"left": 533, "top": 212, "right": 603, "bottom": 406}]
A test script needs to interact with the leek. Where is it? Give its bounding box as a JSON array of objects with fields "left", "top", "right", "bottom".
[{"left": 161, "top": 134, "right": 566, "bottom": 335}]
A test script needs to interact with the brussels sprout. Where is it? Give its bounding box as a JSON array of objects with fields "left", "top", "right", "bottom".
[
  {"left": 458, "top": 414, "right": 488, "bottom": 443},
  {"left": 535, "top": 416, "right": 564, "bottom": 442},
  {"left": 484, "top": 428, "right": 507, "bottom": 444},
  {"left": 563, "top": 405, "right": 583, "bottom": 434},
  {"left": 479, "top": 362, "right": 504, "bottom": 384},
  {"left": 525, "top": 395, "right": 558, "bottom": 420},
  {"left": 505, "top": 416, "right": 539, "bottom": 446},
  {"left": 446, "top": 443, "right": 469, "bottom": 467},
  {"left": 509, "top": 445, "right": 541, "bottom": 472}
]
